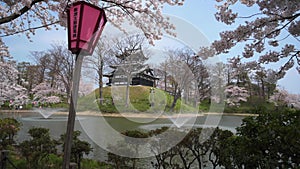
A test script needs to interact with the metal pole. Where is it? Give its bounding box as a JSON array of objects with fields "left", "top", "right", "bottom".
[{"left": 62, "top": 53, "right": 84, "bottom": 169}]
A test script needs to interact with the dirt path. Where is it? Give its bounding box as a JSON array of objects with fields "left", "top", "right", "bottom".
[{"left": 1, "top": 110, "right": 257, "bottom": 118}]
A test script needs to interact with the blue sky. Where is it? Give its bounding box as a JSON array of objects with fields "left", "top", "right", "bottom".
[{"left": 2, "top": 1, "right": 300, "bottom": 94}]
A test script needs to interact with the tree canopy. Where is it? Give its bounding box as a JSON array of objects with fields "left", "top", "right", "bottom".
[
  {"left": 0, "top": 0, "right": 184, "bottom": 44},
  {"left": 199, "top": 0, "right": 300, "bottom": 78}
]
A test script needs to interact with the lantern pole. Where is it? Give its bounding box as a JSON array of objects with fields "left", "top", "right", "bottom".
[
  {"left": 62, "top": 53, "right": 84, "bottom": 169},
  {"left": 63, "top": 2, "right": 107, "bottom": 168}
]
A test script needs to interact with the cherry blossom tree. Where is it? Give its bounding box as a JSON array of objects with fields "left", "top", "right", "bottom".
[
  {"left": 199, "top": 0, "right": 300, "bottom": 77},
  {"left": 78, "top": 79, "right": 94, "bottom": 97},
  {"left": 270, "top": 88, "right": 300, "bottom": 109},
  {"left": 209, "top": 62, "right": 227, "bottom": 104},
  {"left": 47, "top": 43, "right": 75, "bottom": 102},
  {"left": 288, "top": 93, "right": 300, "bottom": 109},
  {"left": 29, "top": 43, "right": 74, "bottom": 102},
  {"left": 162, "top": 47, "right": 209, "bottom": 105},
  {"left": 0, "top": 65, "right": 29, "bottom": 106},
  {"left": 162, "top": 50, "right": 195, "bottom": 110},
  {"left": 31, "top": 82, "right": 62, "bottom": 105},
  {"left": 0, "top": 38, "right": 10, "bottom": 61},
  {"left": 0, "top": 39, "right": 29, "bottom": 108},
  {"left": 0, "top": 0, "right": 184, "bottom": 45},
  {"left": 225, "top": 85, "right": 249, "bottom": 107}
]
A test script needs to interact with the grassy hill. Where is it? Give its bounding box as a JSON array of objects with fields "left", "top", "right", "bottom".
[{"left": 77, "top": 86, "right": 198, "bottom": 114}]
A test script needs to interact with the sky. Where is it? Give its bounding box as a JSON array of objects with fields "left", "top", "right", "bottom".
[{"left": 2, "top": 1, "right": 300, "bottom": 94}]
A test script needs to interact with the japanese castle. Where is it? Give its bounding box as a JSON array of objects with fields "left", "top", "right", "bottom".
[{"left": 104, "top": 50, "right": 158, "bottom": 87}]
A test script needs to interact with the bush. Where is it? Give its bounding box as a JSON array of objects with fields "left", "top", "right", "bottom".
[
  {"left": 198, "top": 99, "right": 210, "bottom": 112},
  {"left": 81, "top": 159, "right": 112, "bottom": 169},
  {"left": 221, "top": 109, "right": 300, "bottom": 168},
  {"left": 0, "top": 118, "right": 21, "bottom": 149},
  {"left": 18, "top": 127, "right": 59, "bottom": 169}
]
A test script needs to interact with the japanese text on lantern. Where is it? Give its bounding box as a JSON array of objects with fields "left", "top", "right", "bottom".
[{"left": 73, "top": 8, "right": 78, "bottom": 38}]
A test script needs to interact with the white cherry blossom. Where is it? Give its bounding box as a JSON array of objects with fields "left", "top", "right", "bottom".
[
  {"left": 200, "top": 0, "right": 300, "bottom": 76},
  {"left": 0, "top": 0, "right": 184, "bottom": 45}
]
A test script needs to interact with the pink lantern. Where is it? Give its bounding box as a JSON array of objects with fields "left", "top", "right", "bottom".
[{"left": 67, "top": 1, "right": 107, "bottom": 56}]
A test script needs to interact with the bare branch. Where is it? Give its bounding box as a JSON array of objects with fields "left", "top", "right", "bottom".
[{"left": 0, "top": 21, "right": 60, "bottom": 38}]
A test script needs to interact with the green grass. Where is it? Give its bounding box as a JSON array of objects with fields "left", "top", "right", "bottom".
[
  {"left": 78, "top": 86, "right": 283, "bottom": 115},
  {"left": 222, "top": 96, "right": 277, "bottom": 114},
  {"left": 198, "top": 96, "right": 280, "bottom": 114},
  {"left": 77, "top": 86, "right": 198, "bottom": 114}
]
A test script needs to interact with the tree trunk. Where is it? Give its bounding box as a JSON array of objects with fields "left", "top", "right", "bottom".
[
  {"left": 66, "top": 85, "right": 71, "bottom": 104},
  {"left": 185, "top": 88, "right": 189, "bottom": 104},
  {"left": 257, "top": 81, "right": 261, "bottom": 97},
  {"left": 98, "top": 56, "right": 104, "bottom": 105},
  {"left": 132, "top": 159, "right": 136, "bottom": 169},
  {"left": 178, "top": 151, "right": 189, "bottom": 169},
  {"left": 171, "top": 86, "right": 180, "bottom": 111},
  {"left": 227, "top": 68, "right": 231, "bottom": 85},
  {"left": 194, "top": 83, "right": 198, "bottom": 107},
  {"left": 164, "top": 70, "right": 167, "bottom": 92},
  {"left": 39, "top": 69, "right": 45, "bottom": 84},
  {"left": 78, "top": 155, "right": 81, "bottom": 169},
  {"left": 261, "top": 79, "right": 265, "bottom": 99},
  {"left": 247, "top": 80, "right": 252, "bottom": 99},
  {"left": 125, "top": 77, "right": 130, "bottom": 107}
]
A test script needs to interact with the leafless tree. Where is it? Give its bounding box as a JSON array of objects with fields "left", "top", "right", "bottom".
[
  {"left": 82, "top": 36, "right": 111, "bottom": 104},
  {"left": 108, "top": 34, "right": 149, "bottom": 107},
  {"left": 161, "top": 48, "right": 195, "bottom": 110},
  {"left": 29, "top": 42, "right": 74, "bottom": 102},
  {"left": 158, "top": 47, "right": 210, "bottom": 110},
  {"left": 48, "top": 43, "right": 74, "bottom": 101}
]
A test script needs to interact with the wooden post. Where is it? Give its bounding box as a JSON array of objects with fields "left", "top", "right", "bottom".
[
  {"left": 1, "top": 150, "right": 9, "bottom": 169},
  {"left": 62, "top": 54, "right": 84, "bottom": 169}
]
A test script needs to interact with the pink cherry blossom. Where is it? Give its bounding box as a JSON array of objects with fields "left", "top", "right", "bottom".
[
  {"left": 269, "top": 88, "right": 300, "bottom": 109},
  {"left": 225, "top": 85, "right": 249, "bottom": 106},
  {"left": 31, "top": 82, "right": 62, "bottom": 104},
  {"left": 0, "top": 56, "right": 29, "bottom": 107},
  {"left": 0, "top": 0, "right": 184, "bottom": 45},
  {"left": 200, "top": 0, "right": 300, "bottom": 76}
]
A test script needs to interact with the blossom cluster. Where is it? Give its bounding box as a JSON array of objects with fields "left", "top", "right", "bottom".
[
  {"left": 199, "top": 0, "right": 300, "bottom": 77},
  {"left": 225, "top": 85, "right": 249, "bottom": 106},
  {"left": 31, "top": 82, "right": 63, "bottom": 105},
  {"left": 0, "top": 0, "right": 184, "bottom": 45},
  {"left": 269, "top": 88, "right": 300, "bottom": 108},
  {"left": 0, "top": 61, "right": 29, "bottom": 107}
]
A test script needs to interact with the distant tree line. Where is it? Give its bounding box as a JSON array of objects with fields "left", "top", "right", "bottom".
[
  {"left": 154, "top": 47, "right": 298, "bottom": 111},
  {"left": 0, "top": 42, "right": 94, "bottom": 109},
  {"left": 1, "top": 35, "right": 299, "bottom": 111}
]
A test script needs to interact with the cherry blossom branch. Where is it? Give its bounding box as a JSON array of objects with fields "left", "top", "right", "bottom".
[
  {"left": 238, "top": 12, "right": 264, "bottom": 19},
  {"left": 277, "top": 51, "right": 299, "bottom": 77},
  {"left": 213, "top": 11, "right": 300, "bottom": 55},
  {"left": 102, "top": 0, "right": 135, "bottom": 10},
  {"left": 252, "top": 19, "right": 294, "bottom": 46},
  {"left": 0, "top": 0, "right": 183, "bottom": 46},
  {"left": 0, "top": 21, "right": 60, "bottom": 38},
  {"left": 0, "top": 0, "right": 44, "bottom": 25},
  {"left": 282, "top": 26, "right": 300, "bottom": 43}
]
